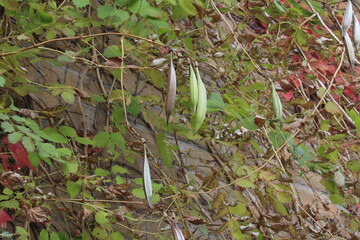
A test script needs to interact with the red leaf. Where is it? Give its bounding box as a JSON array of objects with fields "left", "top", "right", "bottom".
[
  {"left": 281, "top": 89, "right": 294, "bottom": 101},
  {"left": 343, "top": 86, "right": 359, "bottom": 102},
  {"left": 0, "top": 136, "right": 34, "bottom": 171},
  {"left": 0, "top": 210, "right": 13, "bottom": 229}
]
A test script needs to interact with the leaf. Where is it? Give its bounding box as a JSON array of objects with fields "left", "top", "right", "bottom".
[
  {"left": 57, "top": 50, "right": 76, "bottom": 63},
  {"left": 342, "top": 0, "right": 353, "bottom": 37},
  {"left": 72, "top": 0, "right": 89, "bottom": 8},
  {"left": 38, "top": 229, "right": 49, "bottom": 240},
  {"left": 132, "top": 188, "right": 145, "bottom": 199},
  {"left": 156, "top": 131, "right": 173, "bottom": 168},
  {"left": 94, "top": 168, "right": 110, "bottom": 176},
  {"left": 347, "top": 160, "right": 360, "bottom": 172},
  {"left": 41, "top": 127, "right": 68, "bottom": 143},
  {"left": 110, "top": 232, "right": 125, "bottom": 240},
  {"left": 8, "top": 132, "right": 23, "bottom": 144},
  {"left": 0, "top": 210, "right": 13, "bottom": 229},
  {"left": 50, "top": 232, "right": 60, "bottom": 240},
  {"left": 325, "top": 102, "right": 340, "bottom": 114},
  {"left": 235, "top": 179, "right": 255, "bottom": 188},
  {"left": 92, "top": 227, "right": 107, "bottom": 240},
  {"left": 0, "top": 200, "right": 20, "bottom": 209},
  {"left": 1, "top": 135, "right": 34, "bottom": 170},
  {"left": 229, "top": 202, "right": 247, "bottom": 216},
  {"left": 281, "top": 90, "right": 294, "bottom": 101},
  {"left": 111, "top": 165, "right": 128, "bottom": 174},
  {"left": 97, "top": 5, "right": 114, "bottom": 19},
  {"left": 58, "top": 126, "right": 77, "bottom": 137},
  {"left": 28, "top": 152, "right": 41, "bottom": 167},
  {"left": 103, "top": 45, "right": 122, "bottom": 58},
  {"left": 329, "top": 193, "right": 344, "bottom": 204},
  {"left": 127, "top": 97, "right": 141, "bottom": 116},
  {"left": 1, "top": 121, "right": 15, "bottom": 132},
  {"left": 95, "top": 211, "right": 109, "bottom": 225},
  {"left": 207, "top": 92, "right": 225, "bottom": 111},
  {"left": 273, "top": 199, "right": 288, "bottom": 215},
  {"left": 178, "top": 0, "right": 197, "bottom": 16},
  {"left": 143, "top": 144, "right": 153, "bottom": 208},
  {"left": 61, "top": 91, "right": 75, "bottom": 104},
  {"left": 93, "top": 132, "right": 111, "bottom": 148},
  {"left": 0, "top": 76, "right": 6, "bottom": 87},
  {"left": 165, "top": 52, "right": 177, "bottom": 123},
  {"left": 66, "top": 179, "right": 82, "bottom": 198},
  {"left": 74, "top": 136, "right": 93, "bottom": 145}
]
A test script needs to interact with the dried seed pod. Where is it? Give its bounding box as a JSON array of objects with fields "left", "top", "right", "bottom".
[
  {"left": 143, "top": 144, "right": 153, "bottom": 208},
  {"left": 194, "top": 67, "right": 207, "bottom": 131},
  {"left": 272, "top": 83, "right": 283, "bottom": 120},
  {"left": 165, "top": 52, "right": 177, "bottom": 124},
  {"left": 353, "top": 14, "right": 360, "bottom": 50},
  {"left": 189, "top": 65, "right": 198, "bottom": 113},
  {"left": 344, "top": 32, "right": 356, "bottom": 69},
  {"left": 342, "top": 0, "right": 353, "bottom": 37}
]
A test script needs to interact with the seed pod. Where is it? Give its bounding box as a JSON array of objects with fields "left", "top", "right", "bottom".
[
  {"left": 272, "top": 83, "right": 283, "bottom": 120},
  {"left": 142, "top": 144, "right": 153, "bottom": 208},
  {"left": 344, "top": 32, "right": 356, "bottom": 69},
  {"left": 189, "top": 65, "right": 198, "bottom": 113},
  {"left": 165, "top": 52, "right": 177, "bottom": 124},
  {"left": 353, "top": 14, "right": 360, "bottom": 50},
  {"left": 342, "top": 0, "right": 353, "bottom": 37},
  {"left": 194, "top": 67, "right": 207, "bottom": 131}
]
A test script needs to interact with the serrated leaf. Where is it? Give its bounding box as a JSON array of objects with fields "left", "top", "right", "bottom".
[
  {"left": 273, "top": 199, "right": 288, "bottom": 215},
  {"left": 347, "top": 160, "right": 360, "bottom": 172},
  {"left": 235, "top": 179, "right": 255, "bottom": 188},
  {"left": 178, "top": 0, "right": 197, "bottom": 16},
  {"left": 0, "top": 200, "right": 20, "bottom": 209},
  {"left": 58, "top": 126, "right": 77, "bottom": 137},
  {"left": 98, "top": 5, "right": 114, "bottom": 19},
  {"left": 156, "top": 131, "right": 173, "bottom": 167},
  {"left": 229, "top": 202, "right": 246, "bottom": 216},
  {"left": 8, "top": 132, "right": 23, "bottom": 144},
  {"left": 111, "top": 165, "right": 128, "bottom": 174},
  {"left": 92, "top": 227, "right": 107, "bottom": 240},
  {"left": 276, "top": 191, "right": 292, "bottom": 203},
  {"left": 72, "top": 0, "right": 89, "bottom": 8},
  {"left": 74, "top": 136, "right": 93, "bottom": 145},
  {"left": 66, "top": 180, "right": 82, "bottom": 198},
  {"left": 95, "top": 211, "right": 109, "bottom": 225},
  {"left": 103, "top": 45, "right": 122, "bottom": 58},
  {"left": 41, "top": 127, "right": 68, "bottom": 143},
  {"left": 1, "top": 121, "right": 15, "bottom": 132},
  {"left": 38, "top": 229, "right": 49, "bottom": 240},
  {"left": 132, "top": 188, "right": 145, "bottom": 199},
  {"left": 61, "top": 91, "right": 75, "bottom": 104},
  {"left": 50, "top": 232, "right": 60, "bottom": 240},
  {"left": 93, "top": 132, "right": 111, "bottom": 148},
  {"left": 21, "top": 136, "right": 35, "bottom": 152},
  {"left": 95, "top": 168, "right": 110, "bottom": 176}
]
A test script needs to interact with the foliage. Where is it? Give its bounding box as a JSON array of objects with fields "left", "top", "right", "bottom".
[{"left": 0, "top": 0, "right": 359, "bottom": 239}]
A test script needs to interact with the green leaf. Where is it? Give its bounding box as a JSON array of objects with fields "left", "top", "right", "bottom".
[
  {"left": 156, "top": 131, "right": 173, "bottom": 168},
  {"left": 126, "top": 97, "right": 141, "bottom": 116},
  {"left": 111, "top": 132, "right": 125, "bottom": 150},
  {"left": 111, "top": 165, "right": 128, "bottom": 174},
  {"left": 229, "top": 202, "right": 247, "bottom": 216},
  {"left": 347, "top": 160, "right": 360, "bottom": 172},
  {"left": 98, "top": 5, "right": 114, "bottom": 19},
  {"left": 325, "top": 102, "right": 340, "bottom": 114},
  {"left": 235, "top": 179, "right": 255, "bottom": 188},
  {"left": 0, "top": 75, "right": 6, "bottom": 87},
  {"left": 111, "top": 10, "right": 130, "bottom": 27},
  {"left": 329, "top": 193, "right": 344, "bottom": 204},
  {"left": 276, "top": 191, "right": 292, "bottom": 203},
  {"left": 207, "top": 92, "right": 226, "bottom": 111},
  {"left": 268, "top": 130, "right": 291, "bottom": 148},
  {"left": 21, "top": 136, "right": 35, "bottom": 152},
  {"left": 61, "top": 91, "right": 75, "bottom": 104},
  {"left": 57, "top": 50, "right": 76, "bottom": 63},
  {"left": 58, "top": 126, "right": 77, "bottom": 137},
  {"left": 92, "top": 227, "right": 107, "bottom": 240},
  {"left": 94, "top": 168, "right": 110, "bottom": 176},
  {"left": 95, "top": 211, "right": 109, "bottom": 225},
  {"left": 8, "top": 132, "right": 23, "bottom": 144},
  {"left": 28, "top": 152, "right": 41, "bottom": 167},
  {"left": 273, "top": 199, "right": 288, "bottom": 215},
  {"left": 0, "top": 199, "right": 20, "bottom": 209},
  {"left": 132, "top": 188, "right": 145, "bottom": 199},
  {"left": 178, "top": 0, "right": 197, "bottom": 15},
  {"left": 110, "top": 232, "right": 124, "bottom": 240},
  {"left": 1, "top": 121, "right": 15, "bottom": 132},
  {"left": 93, "top": 132, "right": 111, "bottom": 148},
  {"left": 74, "top": 136, "right": 93, "bottom": 145},
  {"left": 103, "top": 45, "right": 122, "bottom": 58},
  {"left": 38, "top": 229, "right": 49, "bottom": 240},
  {"left": 36, "top": 11, "right": 53, "bottom": 24},
  {"left": 62, "top": 162, "right": 79, "bottom": 175},
  {"left": 72, "top": 0, "right": 89, "bottom": 8},
  {"left": 50, "top": 232, "right": 60, "bottom": 240},
  {"left": 66, "top": 180, "right": 82, "bottom": 198},
  {"left": 41, "top": 127, "right": 68, "bottom": 143}
]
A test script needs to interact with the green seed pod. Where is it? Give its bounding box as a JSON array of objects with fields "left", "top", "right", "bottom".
[
  {"left": 194, "top": 67, "right": 207, "bottom": 130},
  {"left": 189, "top": 65, "right": 198, "bottom": 113},
  {"left": 272, "top": 83, "right": 283, "bottom": 121}
]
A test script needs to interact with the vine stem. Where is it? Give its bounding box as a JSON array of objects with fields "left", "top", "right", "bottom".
[{"left": 0, "top": 32, "right": 165, "bottom": 57}]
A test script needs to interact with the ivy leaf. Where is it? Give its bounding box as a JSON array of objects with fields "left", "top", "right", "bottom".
[
  {"left": 72, "top": 0, "right": 89, "bottom": 8},
  {"left": 66, "top": 180, "right": 82, "bottom": 198}
]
